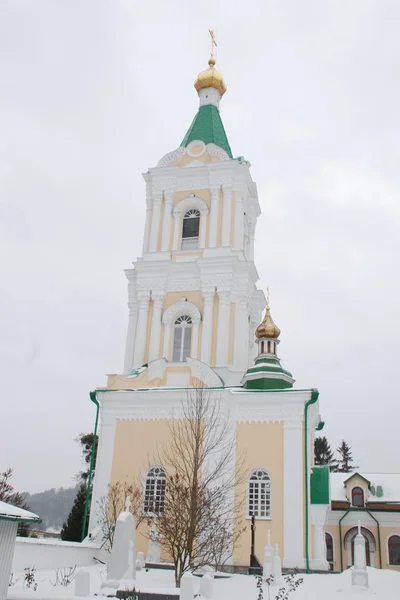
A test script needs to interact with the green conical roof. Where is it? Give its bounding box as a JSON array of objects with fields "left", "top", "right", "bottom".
[{"left": 181, "top": 104, "right": 232, "bottom": 158}]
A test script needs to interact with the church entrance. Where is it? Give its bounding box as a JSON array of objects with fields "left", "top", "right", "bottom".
[{"left": 344, "top": 527, "right": 376, "bottom": 568}]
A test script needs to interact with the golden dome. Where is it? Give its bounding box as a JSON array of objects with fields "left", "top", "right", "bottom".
[
  {"left": 194, "top": 56, "right": 227, "bottom": 96},
  {"left": 255, "top": 306, "right": 281, "bottom": 339}
]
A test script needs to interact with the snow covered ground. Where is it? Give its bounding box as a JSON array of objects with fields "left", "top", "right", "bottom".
[{"left": 7, "top": 564, "right": 400, "bottom": 600}]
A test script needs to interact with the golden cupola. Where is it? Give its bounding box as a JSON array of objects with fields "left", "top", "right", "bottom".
[
  {"left": 194, "top": 55, "right": 227, "bottom": 96},
  {"left": 255, "top": 306, "right": 281, "bottom": 340}
]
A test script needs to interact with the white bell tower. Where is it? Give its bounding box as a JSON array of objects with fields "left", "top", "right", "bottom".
[{"left": 123, "top": 43, "right": 264, "bottom": 386}]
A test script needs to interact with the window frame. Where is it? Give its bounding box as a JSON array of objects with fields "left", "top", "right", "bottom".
[
  {"left": 181, "top": 209, "right": 201, "bottom": 250},
  {"left": 388, "top": 535, "right": 400, "bottom": 566},
  {"left": 143, "top": 466, "right": 167, "bottom": 517},
  {"left": 351, "top": 486, "right": 365, "bottom": 508},
  {"left": 172, "top": 315, "right": 193, "bottom": 362},
  {"left": 247, "top": 468, "right": 272, "bottom": 520}
]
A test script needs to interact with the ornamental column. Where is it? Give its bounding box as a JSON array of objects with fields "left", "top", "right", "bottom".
[
  {"left": 124, "top": 299, "right": 138, "bottom": 373},
  {"left": 149, "top": 292, "right": 164, "bottom": 361},
  {"left": 234, "top": 296, "right": 249, "bottom": 370},
  {"left": 199, "top": 208, "right": 208, "bottom": 248},
  {"left": 216, "top": 289, "right": 231, "bottom": 366},
  {"left": 172, "top": 212, "right": 181, "bottom": 251},
  {"left": 200, "top": 288, "right": 215, "bottom": 364},
  {"left": 142, "top": 198, "right": 152, "bottom": 254},
  {"left": 149, "top": 192, "right": 162, "bottom": 252},
  {"left": 133, "top": 291, "right": 150, "bottom": 367},
  {"left": 248, "top": 221, "right": 255, "bottom": 261},
  {"left": 208, "top": 186, "right": 220, "bottom": 248},
  {"left": 161, "top": 192, "right": 174, "bottom": 251},
  {"left": 234, "top": 194, "right": 244, "bottom": 251},
  {"left": 221, "top": 185, "right": 232, "bottom": 247}
]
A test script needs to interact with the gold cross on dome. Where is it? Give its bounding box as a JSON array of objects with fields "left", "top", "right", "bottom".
[
  {"left": 209, "top": 29, "right": 217, "bottom": 57},
  {"left": 266, "top": 286, "right": 270, "bottom": 308}
]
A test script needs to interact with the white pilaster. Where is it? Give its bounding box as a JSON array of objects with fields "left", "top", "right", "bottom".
[
  {"left": 216, "top": 289, "right": 231, "bottom": 367},
  {"left": 172, "top": 213, "right": 180, "bottom": 251},
  {"left": 88, "top": 404, "right": 117, "bottom": 532},
  {"left": 149, "top": 292, "right": 164, "bottom": 362},
  {"left": 208, "top": 186, "right": 219, "bottom": 248},
  {"left": 200, "top": 288, "right": 215, "bottom": 365},
  {"left": 149, "top": 192, "right": 162, "bottom": 252},
  {"left": 123, "top": 299, "right": 138, "bottom": 373},
  {"left": 161, "top": 192, "right": 174, "bottom": 251},
  {"left": 191, "top": 323, "right": 199, "bottom": 359},
  {"left": 142, "top": 199, "right": 152, "bottom": 254},
  {"left": 221, "top": 186, "right": 232, "bottom": 247},
  {"left": 163, "top": 322, "right": 171, "bottom": 360},
  {"left": 234, "top": 296, "right": 249, "bottom": 370},
  {"left": 283, "top": 416, "right": 305, "bottom": 569},
  {"left": 310, "top": 505, "right": 330, "bottom": 571},
  {"left": 234, "top": 194, "right": 244, "bottom": 251},
  {"left": 199, "top": 208, "right": 208, "bottom": 249},
  {"left": 132, "top": 291, "right": 150, "bottom": 367},
  {"left": 248, "top": 221, "right": 255, "bottom": 261}
]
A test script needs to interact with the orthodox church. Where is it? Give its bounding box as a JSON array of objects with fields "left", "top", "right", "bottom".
[{"left": 87, "top": 42, "right": 400, "bottom": 572}]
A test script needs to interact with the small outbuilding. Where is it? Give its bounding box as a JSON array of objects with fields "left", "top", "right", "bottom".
[{"left": 0, "top": 500, "right": 40, "bottom": 600}]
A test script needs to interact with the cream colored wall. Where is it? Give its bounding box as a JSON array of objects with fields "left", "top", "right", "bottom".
[
  {"left": 216, "top": 191, "right": 223, "bottom": 247},
  {"left": 110, "top": 419, "right": 173, "bottom": 559},
  {"left": 143, "top": 298, "right": 154, "bottom": 364},
  {"left": 210, "top": 294, "right": 219, "bottom": 367},
  {"left": 234, "top": 422, "right": 284, "bottom": 565},
  {"left": 230, "top": 192, "right": 236, "bottom": 247},
  {"left": 173, "top": 189, "right": 211, "bottom": 209}
]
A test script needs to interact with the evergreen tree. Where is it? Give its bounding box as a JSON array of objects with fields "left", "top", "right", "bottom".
[
  {"left": 61, "top": 432, "right": 98, "bottom": 541},
  {"left": 314, "top": 436, "right": 338, "bottom": 470},
  {"left": 0, "top": 469, "right": 32, "bottom": 536},
  {"left": 60, "top": 484, "right": 88, "bottom": 541},
  {"left": 336, "top": 440, "right": 358, "bottom": 473}
]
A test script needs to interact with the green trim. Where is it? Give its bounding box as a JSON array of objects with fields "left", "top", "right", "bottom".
[
  {"left": 0, "top": 515, "right": 41, "bottom": 524},
  {"left": 181, "top": 105, "right": 233, "bottom": 158},
  {"left": 246, "top": 378, "right": 293, "bottom": 390},
  {"left": 81, "top": 391, "right": 100, "bottom": 542},
  {"left": 304, "top": 388, "right": 319, "bottom": 573},
  {"left": 339, "top": 510, "right": 350, "bottom": 572},
  {"left": 310, "top": 466, "right": 330, "bottom": 505},
  {"left": 366, "top": 509, "right": 382, "bottom": 569}
]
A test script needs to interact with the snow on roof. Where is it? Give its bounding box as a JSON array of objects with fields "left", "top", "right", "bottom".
[
  {"left": 330, "top": 472, "right": 400, "bottom": 503},
  {"left": 0, "top": 500, "right": 40, "bottom": 522}
]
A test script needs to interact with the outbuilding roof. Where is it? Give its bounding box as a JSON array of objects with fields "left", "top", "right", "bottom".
[{"left": 0, "top": 500, "right": 41, "bottom": 523}]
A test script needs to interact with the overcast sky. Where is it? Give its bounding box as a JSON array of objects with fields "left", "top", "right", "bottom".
[{"left": 1, "top": 0, "right": 399, "bottom": 494}]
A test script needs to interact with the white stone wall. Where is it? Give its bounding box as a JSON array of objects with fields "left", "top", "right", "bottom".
[{"left": 11, "top": 538, "right": 100, "bottom": 573}]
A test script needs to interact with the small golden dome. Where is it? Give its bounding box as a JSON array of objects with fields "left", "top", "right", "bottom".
[
  {"left": 194, "top": 56, "right": 227, "bottom": 96},
  {"left": 255, "top": 306, "right": 281, "bottom": 339}
]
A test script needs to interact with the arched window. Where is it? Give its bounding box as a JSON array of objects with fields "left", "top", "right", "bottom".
[
  {"left": 352, "top": 486, "right": 364, "bottom": 507},
  {"left": 143, "top": 466, "right": 166, "bottom": 515},
  {"left": 389, "top": 535, "right": 400, "bottom": 565},
  {"left": 172, "top": 315, "right": 192, "bottom": 362},
  {"left": 181, "top": 209, "right": 200, "bottom": 250},
  {"left": 325, "top": 533, "right": 334, "bottom": 567},
  {"left": 248, "top": 469, "right": 271, "bottom": 518}
]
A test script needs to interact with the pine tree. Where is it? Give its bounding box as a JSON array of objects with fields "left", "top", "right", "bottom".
[
  {"left": 60, "top": 484, "right": 88, "bottom": 541},
  {"left": 314, "top": 436, "right": 338, "bottom": 470},
  {"left": 336, "top": 440, "right": 358, "bottom": 473}
]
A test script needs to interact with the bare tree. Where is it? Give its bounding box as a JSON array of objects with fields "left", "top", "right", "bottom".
[
  {"left": 97, "top": 480, "right": 148, "bottom": 551},
  {"left": 152, "top": 387, "right": 245, "bottom": 587}
]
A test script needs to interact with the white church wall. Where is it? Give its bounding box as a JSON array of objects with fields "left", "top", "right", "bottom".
[{"left": 12, "top": 537, "right": 100, "bottom": 572}]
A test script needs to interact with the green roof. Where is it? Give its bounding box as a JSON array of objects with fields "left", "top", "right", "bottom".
[{"left": 181, "top": 104, "right": 233, "bottom": 158}]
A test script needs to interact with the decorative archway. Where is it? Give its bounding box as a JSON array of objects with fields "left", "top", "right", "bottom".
[
  {"left": 162, "top": 300, "right": 201, "bottom": 361},
  {"left": 344, "top": 527, "right": 376, "bottom": 567}
]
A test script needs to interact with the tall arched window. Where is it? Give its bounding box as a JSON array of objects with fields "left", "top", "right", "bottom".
[
  {"left": 172, "top": 315, "right": 192, "bottom": 362},
  {"left": 248, "top": 469, "right": 271, "bottom": 518},
  {"left": 181, "top": 209, "right": 200, "bottom": 250},
  {"left": 143, "top": 466, "right": 166, "bottom": 515},
  {"left": 352, "top": 486, "right": 364, "bottom": 507},
  {"left": 389, "top": 535, "right": 400, "bottom": 565},
  {"left": 325, "top": 533, "right": 334, "bottom": 567}
]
